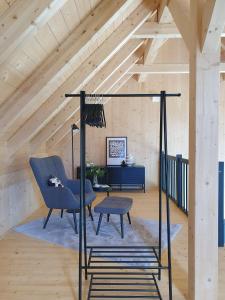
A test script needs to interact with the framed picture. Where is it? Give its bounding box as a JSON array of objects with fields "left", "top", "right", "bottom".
[{"left": 106, "top": 137, "right": 127, "bottom": 166}]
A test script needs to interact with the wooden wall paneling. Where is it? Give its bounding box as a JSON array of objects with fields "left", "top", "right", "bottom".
[
  {"left": 0, "top": 0, "right": 69, "bottom": 65},
  {"left": 0, "top": 0, "right": 133, "bottom": 139},
  {"left": 28, "top": 3, "right": 156, "bottom": 151},
  {"left": 7, "top": 40, "right": 143, "bottom": 157},
  {"left": 0, "top": 169, "right": 42, "bottom": 237}
]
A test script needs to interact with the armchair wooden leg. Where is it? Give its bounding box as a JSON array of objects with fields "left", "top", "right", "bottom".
[
  {"left": 73, "top": 211, "right": 78, "bottom": 234},
  {"left": 127, "top": 212, "right": 131, "bottom": 224},
  {"left": 88, "top": 205, "right": 94, "bottom": 221},
  {"left": 61, "top": 209, "right": 64, "bottom": 218},
  {"left": 96, "top": 213, "right": 103, "bottom": 235},
  {"left": 120, "top": 214, "right": 124, "bottom": 239},
  {"left": 43, "top": 208, "right": 53, "bottom": 229}
]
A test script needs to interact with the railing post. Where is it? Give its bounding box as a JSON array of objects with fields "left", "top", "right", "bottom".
[
  {"left": 218, "top": 162, "right": 224, "bottom": 247},
  {"left": 176, "top": 154, "right": 182, "bottom": 208}
]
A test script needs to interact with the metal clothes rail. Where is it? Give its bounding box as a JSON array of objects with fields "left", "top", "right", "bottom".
[{"left": 65, "top": 90, "right": 181, "bottom": 300}]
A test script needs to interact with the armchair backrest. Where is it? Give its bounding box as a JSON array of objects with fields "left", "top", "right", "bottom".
[{"left": 30, "top": 156, "right": 68, "bottom": 201}]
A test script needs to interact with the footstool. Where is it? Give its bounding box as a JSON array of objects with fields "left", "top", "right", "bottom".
[{"left": 94, "top": 196, "right": 133, "bottom": 238}]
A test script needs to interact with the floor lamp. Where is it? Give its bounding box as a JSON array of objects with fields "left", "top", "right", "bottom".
[{"left": 71, "top": 123, "right": 79, "bottom": 179}]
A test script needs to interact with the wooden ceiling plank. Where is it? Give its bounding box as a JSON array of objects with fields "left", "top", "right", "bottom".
[
  {"left": 201, "top": 0, "right": 225, "bottom": 53},
  {"left": 29, "top": 2, "right": 157, "bottom": 151},
  {"left": 8, "top": 39, "right": 143, "bottom": 155},
  {"left": 0, "top": 0, "right": 135, "bottom": 139},
  {"left": 0, "top": 0, "right": 69, "bottom": 64}
]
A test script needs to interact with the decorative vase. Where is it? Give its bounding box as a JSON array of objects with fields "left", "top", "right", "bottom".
[
  {"left": 93, "top": 175, "right": 98, "bottom": 185},
  {"left": 126, "top": 154, "right": 135, "bottom": 166}
]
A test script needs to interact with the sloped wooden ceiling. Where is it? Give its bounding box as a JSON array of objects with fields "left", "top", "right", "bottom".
[{"left": 0, "top": 0, "right": 224, "bottom": 172}]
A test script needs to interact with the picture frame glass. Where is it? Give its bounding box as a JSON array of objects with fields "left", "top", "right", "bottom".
[{"left": 106, "top": 137, "right": 127, "bottom": 166}]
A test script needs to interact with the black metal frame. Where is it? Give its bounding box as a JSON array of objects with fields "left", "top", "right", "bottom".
[{"left": 65, "top": 91, "right": 181, "bottom": 300}]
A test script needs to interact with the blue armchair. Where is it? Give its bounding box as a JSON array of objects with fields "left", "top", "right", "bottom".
[{"left": 29, "top": 155, "right": 96, "bottom": 233}]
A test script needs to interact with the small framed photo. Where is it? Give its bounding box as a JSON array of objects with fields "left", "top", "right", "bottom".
[{"left": 106, "top": 137, "right": 127, "bottom": 166}]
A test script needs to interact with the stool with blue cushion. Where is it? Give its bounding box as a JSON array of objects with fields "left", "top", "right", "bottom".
[{"left": 94, "top": 196, "right": 133, "bottom": 238}]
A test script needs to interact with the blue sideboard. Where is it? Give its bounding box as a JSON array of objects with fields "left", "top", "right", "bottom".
[
  {"left": 77, "top": 165, "right": 145, "bottom": 192},
  {"left": 107, "top": 165, "right": 145, "bottom": 192}
]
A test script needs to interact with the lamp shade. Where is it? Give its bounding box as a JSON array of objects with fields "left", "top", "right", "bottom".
[{"left": 71, "top": 123, "right": 79, "bottom": 131}]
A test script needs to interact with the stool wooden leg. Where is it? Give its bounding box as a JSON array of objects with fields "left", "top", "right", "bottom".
[
  {"left": 120, "top": 214, "right": 124, "bottom": 239},
  {"left": 96, "top": 213, "right": 103, "bottom": 235},
  {"left": 107, "top": 214, "right": 110, "bottom": 222},
  {"left": 127, "top": 212, "right": 131, "bottom": 224}
]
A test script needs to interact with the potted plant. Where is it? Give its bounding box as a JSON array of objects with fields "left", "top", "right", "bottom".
[{"left": 86, "top": 166, "right": 105, "bottom": 185}]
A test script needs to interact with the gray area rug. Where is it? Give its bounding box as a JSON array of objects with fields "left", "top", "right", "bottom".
[{"left": 14, "top": 212, "right": 181, "bottom": 252}]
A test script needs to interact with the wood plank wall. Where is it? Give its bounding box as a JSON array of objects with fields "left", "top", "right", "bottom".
[{"left": 59, "top": 74, "right": 225, "bottom": 191}]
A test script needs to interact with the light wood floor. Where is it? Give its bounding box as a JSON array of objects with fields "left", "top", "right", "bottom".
[{"left": 0, "top": 190, "right": 224, "bottom": 300}]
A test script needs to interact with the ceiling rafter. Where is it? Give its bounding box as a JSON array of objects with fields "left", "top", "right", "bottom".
[
  {"left": 138, "top": 0, "right": 173, "bottom": 82},
  {"left": 201, "top": 0, "right": 225, "bottom": 53},
  {"left": 0, "top": 0, "right": 69, "bottom": 65},
  {"left": 132, "top": 21, "right": 181, "bottom": 38},
  {"left": 167, "top": 0, "right": 191, "bottom": 50},
  {"left": 129, "top": 62, "right": 225, "bottom": 74},
  {"left": 31, "top": 12, "right": 150, "bottom": 152},
  {"left": 8, "top": 39, "right": 144, "bottom": 155},
  {"left": 46, "top": 48, "right": 144, "bottom": 150},
  {"left": 0, "top": 0, "right": 135, "bottom": 139},
  {"left": 133, "top": 21, "right": 225, "bottom": 39},
  {"left": 21, "top": 1, "right": 157, "bottom": 153}
]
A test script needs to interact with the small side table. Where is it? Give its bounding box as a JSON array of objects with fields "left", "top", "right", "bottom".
[{"left": 93, "top": 184, "right": 112, "bottom": 196}]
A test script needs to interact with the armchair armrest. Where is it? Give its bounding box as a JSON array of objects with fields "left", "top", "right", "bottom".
[
  {"left": 66, "top": 179, "right": 94, "bottom": 194},
  {"left": 44, "top": 186, "right": 80, "bottom": 210}
]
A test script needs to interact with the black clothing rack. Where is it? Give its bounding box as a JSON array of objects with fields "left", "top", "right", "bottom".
[{"left": 65, "top": 90, "right": 181, "bottom": 300}]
